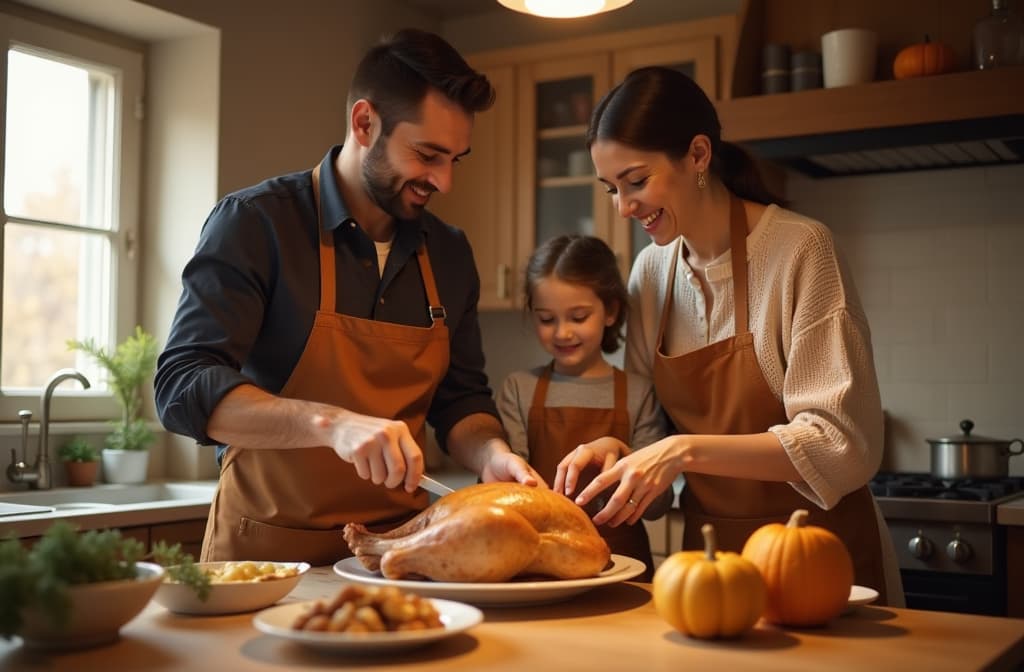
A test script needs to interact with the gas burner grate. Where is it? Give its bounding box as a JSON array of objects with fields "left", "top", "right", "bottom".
[{"left": 870, "top": 472, "right": 1024, "bottom": 501}]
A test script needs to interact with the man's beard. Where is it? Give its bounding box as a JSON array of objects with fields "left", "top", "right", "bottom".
[{"left": 362, "top": 139, "right": 434, "bottom": 220}]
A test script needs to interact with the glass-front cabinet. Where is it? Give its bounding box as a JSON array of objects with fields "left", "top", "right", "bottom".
[{"left": 514, "top": 55, "right": 611, "bottom": 306}]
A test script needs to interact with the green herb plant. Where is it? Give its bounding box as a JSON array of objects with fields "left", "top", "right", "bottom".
[
  {"left": 0, "top": 521, "right": 144, "bottom": 638},
  {"left": 150, "top": 541, "right": 211, "bottom": 601},
  {"left": 68, "top": 326, "right": 159, "bottom": 452},
  {"left": 57, "top": 436, "right": 99, "bottom": 463}
]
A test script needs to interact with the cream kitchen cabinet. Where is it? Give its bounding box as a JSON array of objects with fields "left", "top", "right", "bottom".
[{"left": 431, "top": 16, "right": 738, "bottom": 309}]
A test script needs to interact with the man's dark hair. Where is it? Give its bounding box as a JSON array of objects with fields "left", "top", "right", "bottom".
[{"left": 348, "top": 28, "right": 495, "bottom": 136}]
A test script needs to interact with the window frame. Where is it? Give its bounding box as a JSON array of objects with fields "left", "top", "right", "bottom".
[{"left": 0, "top": 9, "right": 142, "bottom": 422}]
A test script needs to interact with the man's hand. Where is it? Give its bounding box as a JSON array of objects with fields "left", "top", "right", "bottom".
[
  {"left": 479, "top": 445, "right": 545, "bottom": 487},
  {"left": 317, "top": 410, "right": 425, "bottom": 493}
]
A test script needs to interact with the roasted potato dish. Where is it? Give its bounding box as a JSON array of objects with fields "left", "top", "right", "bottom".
[{"left": 292, "top": 584, "right": 443, "bottom": 633}]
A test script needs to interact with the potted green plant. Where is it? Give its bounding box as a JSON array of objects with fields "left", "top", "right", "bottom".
[
  {"left": 57, "top": 437, "right": 100, "bottom": 487},
  {"left": 68, "top": 326, "right": 159, "bottom": 484}
]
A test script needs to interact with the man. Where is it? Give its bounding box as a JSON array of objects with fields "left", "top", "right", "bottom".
[{"left": 155, "top": 29, "right": 541, "bottom": 565}]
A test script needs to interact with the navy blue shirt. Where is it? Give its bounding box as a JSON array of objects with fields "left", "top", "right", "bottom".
[{"left": 155, "top": 146, "right": 498, "bottom": 460}]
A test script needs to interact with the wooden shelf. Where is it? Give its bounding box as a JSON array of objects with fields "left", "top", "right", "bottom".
[
  {"left": 539, "top": 175, "right": 594, "bottom": 188},
  {"left": 538, "top": 125, "right": 587, "bottom": 140},
  {"left": 717, "top": 66, "right": 1024, "bottom": 144}
]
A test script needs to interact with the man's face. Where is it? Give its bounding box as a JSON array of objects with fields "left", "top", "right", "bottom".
[{"left": 361, "top": 89, "right": 473, "bottom": 220}]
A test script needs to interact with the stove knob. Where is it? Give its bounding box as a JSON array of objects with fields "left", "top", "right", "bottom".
[
  {"left": 946, "top": 537, "right": 973, "bottom": 564},
  {"left": 908, "top": 533, "right": 934, "bottom": 559}
]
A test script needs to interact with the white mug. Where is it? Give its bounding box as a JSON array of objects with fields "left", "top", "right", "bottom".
[{"left": 821, "top": 28, "right": 878, "bottom": 88}]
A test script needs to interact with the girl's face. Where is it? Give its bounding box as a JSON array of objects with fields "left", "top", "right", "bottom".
[
  {"left": 530, "top": 276, "right": 616, "bottom": 377},
  {"left": 590, "top": 139, "right": 695, "bottom": 246}
]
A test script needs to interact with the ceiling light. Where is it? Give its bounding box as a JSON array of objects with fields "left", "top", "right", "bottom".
[{"left": 496, "top": 0, "right": 634, "bottom": 19}]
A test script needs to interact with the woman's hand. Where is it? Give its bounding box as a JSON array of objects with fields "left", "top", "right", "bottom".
[
  {"left": 574, "top": 436, "right": 683, "bottom": 527},
  {"left": 553, "top": 436, "right": 627, "bottom": 498}
]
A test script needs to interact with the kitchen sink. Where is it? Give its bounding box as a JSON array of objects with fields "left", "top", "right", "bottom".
[{"left": 0, "top": 481, "right": 217, "bottom": 510}]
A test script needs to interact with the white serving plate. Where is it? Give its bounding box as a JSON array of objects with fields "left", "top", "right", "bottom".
[
  {"left": 846, "top": 584, "right": 880, "bottom": 610},
  {"left": 253, "top": 597, "right": 482, "bottom": 654},
  {"left": 333, "top": 554, "right": 645, "bottom": 607},
  {"left": 153, "top": 561, "right": 310, "bottom": 615}
]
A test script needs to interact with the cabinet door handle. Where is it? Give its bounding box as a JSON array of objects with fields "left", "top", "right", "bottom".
[{"left": 497, "top": 264, "right": 510, "bottom": 300}]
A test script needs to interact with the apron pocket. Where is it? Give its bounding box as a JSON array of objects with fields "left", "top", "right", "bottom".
[{"left": 235, "top": 517, "right": 351, "bottom": 566}]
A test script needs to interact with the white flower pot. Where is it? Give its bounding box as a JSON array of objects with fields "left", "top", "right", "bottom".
[{"left": 101, "top": 449, "right": 149, "bottom": 484}]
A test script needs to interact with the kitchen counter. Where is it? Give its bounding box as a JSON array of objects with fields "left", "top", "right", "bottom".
[
  {"left": 997, "top": 495, "right": 1024, "bottom": 526},
  {"left": 2, "top": 567, "right": 1021, "bottom": 671},
  {"left": 0, "top": 481, "right": 217, "bottom": 538}
]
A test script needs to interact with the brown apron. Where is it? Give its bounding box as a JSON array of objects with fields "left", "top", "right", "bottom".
[
  {"left": 652, "top": 196, "right": 888, "bottom": 603},
  {"left": 201, "top": 164, "right": 448, "bottom": 566},
  {"left": 527, "top": 363, "right": 655, "bottom": 581}
]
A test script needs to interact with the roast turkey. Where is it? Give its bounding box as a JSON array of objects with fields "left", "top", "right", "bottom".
[{"left": 342, "top": 482, "right": 611, "bottom": 582}]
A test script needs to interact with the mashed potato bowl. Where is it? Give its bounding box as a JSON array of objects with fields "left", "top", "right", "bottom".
[{"left": 154, "top": 561, "right": 310, "bottom": 615}]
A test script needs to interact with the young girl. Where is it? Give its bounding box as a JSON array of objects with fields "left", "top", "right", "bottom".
[{"left": 497, "top": 234, "right": 673, "bottom": 580}]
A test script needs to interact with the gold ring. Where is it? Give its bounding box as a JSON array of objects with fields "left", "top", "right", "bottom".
[{"left": 627, "top": 498, "right": 638, "bottom": 507}]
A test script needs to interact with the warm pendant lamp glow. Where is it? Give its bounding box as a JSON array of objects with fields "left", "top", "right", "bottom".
[{"left": 497, "top": 0, "right": 634, "bottom": 19}]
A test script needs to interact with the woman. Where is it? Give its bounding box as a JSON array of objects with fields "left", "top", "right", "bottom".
[{"left": 556, "top": 66, "right": 903, "bottom": 605}]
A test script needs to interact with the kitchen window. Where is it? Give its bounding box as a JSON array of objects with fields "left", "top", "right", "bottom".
[{"left": 0, "top": 9, "right": 142, "bottom": 421}]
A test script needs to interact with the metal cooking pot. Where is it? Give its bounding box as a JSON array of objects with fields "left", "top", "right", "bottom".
[{"left": 927, "top": 419, "right": 1023, "bottom": 480}]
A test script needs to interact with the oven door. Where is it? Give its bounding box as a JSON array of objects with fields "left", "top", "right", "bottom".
[{"left": 902, "top": 570, "right": 1007, "bottom": 615}]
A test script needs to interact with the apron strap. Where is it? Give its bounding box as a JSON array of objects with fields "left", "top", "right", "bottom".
[
  {"left": 655, "top": 238, "right": 683, "bottom": 348},
  {"left": 529, "top": 361, "right": 555, "bottom": 410},
  {"left": 728, "top": 195, "right": 749, "bottom": 336},
  {"left": 311, "top": 164, "right": 337, "bottom": 314},
  {"left": 612, "top": 366, "right": 631, "bottom": 442},
  {"left": 416, "top": 245, "right": 447, "bottom": 326}
]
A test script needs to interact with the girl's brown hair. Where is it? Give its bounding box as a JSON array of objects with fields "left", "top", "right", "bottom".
[{"left": 524, "top": 235, "right": 628, "bottom": 354}]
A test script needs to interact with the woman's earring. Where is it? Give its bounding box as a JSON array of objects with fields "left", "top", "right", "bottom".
[{"left": 697, "top": 170, "right": 707, "bottom": 190}]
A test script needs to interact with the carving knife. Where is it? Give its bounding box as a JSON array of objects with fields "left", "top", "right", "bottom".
[{"left": 419, "top": 474, "right": 455, "bottom": 497}]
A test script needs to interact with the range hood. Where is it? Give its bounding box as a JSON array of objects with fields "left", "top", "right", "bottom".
[{"left": 716, "top": 66, "right": 1024, "bottom": 178}]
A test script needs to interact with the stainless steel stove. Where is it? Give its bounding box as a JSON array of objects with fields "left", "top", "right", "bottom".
[{"left": 870, "top": 472, "right": 1024, "bottom": 615}]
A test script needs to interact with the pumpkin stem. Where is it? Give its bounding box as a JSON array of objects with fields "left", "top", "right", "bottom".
[
  {"left": 700, "top": 523, "right": 717, "bottom": 560},
  {"left": 787, "top": 509, "right": 809, "bottom": 528}
]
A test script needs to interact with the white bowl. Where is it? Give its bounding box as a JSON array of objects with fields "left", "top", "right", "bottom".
[
  {"left": 153, "top": 561, "right": 310, "bottom": 615},
  {"left": 18, "top": 561, "right": 164, "bottom": 650}
]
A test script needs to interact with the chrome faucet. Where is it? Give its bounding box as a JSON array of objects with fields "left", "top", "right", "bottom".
[{"left": 6, "top": 368, "right": 91, "bottom": 490}]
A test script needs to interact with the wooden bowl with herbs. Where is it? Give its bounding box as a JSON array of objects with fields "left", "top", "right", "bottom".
[{"left": 1, "top": 522, "right": 163, "bottom": 650}]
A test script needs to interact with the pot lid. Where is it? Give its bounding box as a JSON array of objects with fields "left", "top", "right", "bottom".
[{"left": 927, "top": 419, "right": 1006, "bottom": 444}]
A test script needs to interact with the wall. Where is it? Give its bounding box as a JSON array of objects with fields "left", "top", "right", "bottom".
[{"left": 789, "top": 163, "right": 1024, "bottom": 475}]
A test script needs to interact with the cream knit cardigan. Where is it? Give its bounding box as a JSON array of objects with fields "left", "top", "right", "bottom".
[{"left": 625, "top": 204, "right": 884, "bottom": 511}]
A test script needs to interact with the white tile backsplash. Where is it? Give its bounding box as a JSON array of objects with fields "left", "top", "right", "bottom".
[
  {"left": 790, "top": 163, "right": 1024, "bottom": 475},
  {"left": 479, "top": 161, "right": 1024, "bottom": 478}
]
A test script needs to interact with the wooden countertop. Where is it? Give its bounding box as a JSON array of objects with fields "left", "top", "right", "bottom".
[
  {"left": 998, "top": 495, "right": 1024, "bottom": 526},
  {"left": 2, "top": 567, "right": 1022, "bottom": 671}
]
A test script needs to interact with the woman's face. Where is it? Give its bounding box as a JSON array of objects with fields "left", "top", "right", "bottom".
[{"left": 590, "top": 139, "right": 695, "bottom": 246}]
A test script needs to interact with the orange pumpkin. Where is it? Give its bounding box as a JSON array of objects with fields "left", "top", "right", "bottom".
[
  {"left": 740, "top": 509, "right": 853, "bottom": 627},
  {"left": 893, "top": 35, "right": 957, "bottom": 79}
]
